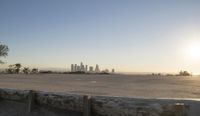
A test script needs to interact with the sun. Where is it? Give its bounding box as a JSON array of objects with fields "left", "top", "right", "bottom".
[{"left": 187, "top": 42, "right": 200, "bottom": 60}]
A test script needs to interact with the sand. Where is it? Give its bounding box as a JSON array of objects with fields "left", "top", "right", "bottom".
[{"left": 0, "top": 74, "right": 199, "bottom": 99}]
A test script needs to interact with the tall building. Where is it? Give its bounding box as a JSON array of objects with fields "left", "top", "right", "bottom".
[
  {"left": 77, "top": 66, "right": 80, "bottom": 71},
  {"left": 85, "top": 65, "right": 88, "bottom": 72},
  {"left": 89, "top": 66, "right": 94, "bottom": 72},
  {"left": 74, "top": 64, "right": 77, "bottom": 72},
  {"left": 71, "top": 64, "right": 74, "bottom": 72},
  {"left": 80, "top": 62, "right": 84, "bottom": 71},
  {"left": 70, "top": 62, "right": 111, "bottom": 73},
  {"left": 95, "top": 64, "right": 100, "bottom": 73}
]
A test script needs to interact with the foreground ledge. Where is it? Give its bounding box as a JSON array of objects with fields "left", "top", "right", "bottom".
[{"left": 0, "top": 88, "right": 199, "bottom": 116}]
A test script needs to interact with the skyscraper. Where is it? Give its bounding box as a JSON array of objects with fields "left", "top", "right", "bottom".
[
  {"left": 74, "top": 64, "right": 77, "bottom": 72},
  {"left": 80, "top": 62, "right": 84, "bottom": 71},
  {"left": 85, "top": 65, "right": 88, "bottom": 72},
  {"left": 70, "top": 62, "right": 111, "bottom": 73},
  {"left": 71, "top": 64, "right": 74, "bottom": 72},
  {"left": 89, "top": 66, "right": 94, "bottom": 72},
  {"left": 77, "top": 66, "right": 80, "bottom": 71}
]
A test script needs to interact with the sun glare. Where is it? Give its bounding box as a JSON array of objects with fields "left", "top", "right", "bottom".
[{"left": 187, "top": 42, "right": 200, "bottom": 60}]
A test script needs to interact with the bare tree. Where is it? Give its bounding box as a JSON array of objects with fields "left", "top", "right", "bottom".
[{"left": 0, "top": 43, "right": 9, "bottom": 64}]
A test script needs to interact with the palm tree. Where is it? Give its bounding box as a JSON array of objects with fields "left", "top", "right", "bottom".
[{"left": 0, "top": 43, "right": 9, "bottom": 64}]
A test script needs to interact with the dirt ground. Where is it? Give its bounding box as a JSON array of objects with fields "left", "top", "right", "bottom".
[{"left": 0, "top": 74, "right": 199, "bottom": 99}]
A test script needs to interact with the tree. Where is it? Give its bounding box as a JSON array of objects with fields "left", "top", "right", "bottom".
[
  {"left": 23, "top": 67, "right": 30, "bottom": 74},
  {"left": 6, "top": 65, "right": 15, "bottom": 74},
  {"left": 0, "top": 43, "right": 9, "bottom": 64},
  {"left": 14, "top": 63, "right": 22, "bottom": 74},
  {"left": 31, "top": 68, "right": 39, "bottom": 74},
  {"left": 5, "top": 63, "right": 22, "bottom": 74},
  {"left": 179, "top": 70, "right": 191, "bottom": 76}
]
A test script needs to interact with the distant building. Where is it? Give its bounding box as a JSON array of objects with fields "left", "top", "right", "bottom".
[
  {"left": 74, "top": 64, "right": 77, "bottom": 72},
  {"left": 70, "top": 62, "right": 114, "bottom": 74},
  {"left": 89, "top": 66, "right": 94, "bottom": 72},
  {"left": 80, "top": 62, "right": 84, "bottom": 71},
  {"left": 71, "top": 64, "right": 74, "bottom": 72},
  {"left": 85, "top": 65, "right": 88, "bottom": 72},
  {"left": 77, "top": 66, "right": 80, "bottom": 71}
]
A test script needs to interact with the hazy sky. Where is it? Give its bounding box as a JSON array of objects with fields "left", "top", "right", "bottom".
[{"left": 0, "top": 0, "right": 200, "bottom": 73}]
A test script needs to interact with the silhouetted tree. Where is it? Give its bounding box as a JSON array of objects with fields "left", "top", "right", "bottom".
[
  {"left": 6, "top": 65, "right": 15, "bottom": 74},
  {"left": 31, "top": 68, "right": 39, "bottom": 74},
  {"left": 14, "top": 63, "right": 22, "bottom": 74},
  {"left": 0, "top": 43, "right": 9, "bottom": 64},
  {"left": 179, "top": 70, "right": 191, "bottom": 76},
  {"left": 23, "top": 67, "right": 30, "bottom": 74}
]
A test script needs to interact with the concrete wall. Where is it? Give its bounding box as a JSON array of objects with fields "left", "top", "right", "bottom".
[
  {"left": 0, "top": 88, "right": 199, "bottom": 116},
  {"left": 92, "top": 96, "right": 200, "bottom": 116}
]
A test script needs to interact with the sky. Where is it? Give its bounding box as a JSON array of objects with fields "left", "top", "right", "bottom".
[{"left": 0, "top": 0, "right": 200, "bottom": 73}]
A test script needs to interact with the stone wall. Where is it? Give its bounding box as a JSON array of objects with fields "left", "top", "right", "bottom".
[
  {"left": 91, "top": 96, "right": 192, "bottom": 116},
  {"left": 0, "top": 88, "right": 199, "bottom": 116}
]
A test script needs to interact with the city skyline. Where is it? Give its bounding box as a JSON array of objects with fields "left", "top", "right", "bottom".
[
  {"left": 70, "top": 62, "right": 114, "bottom": 73},
  {"left": 1, "top": 0, "right": 200, "bottom": 74}
]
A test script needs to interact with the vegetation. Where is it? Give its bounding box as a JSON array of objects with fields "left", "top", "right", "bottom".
[
  {"left": 5, "top": 63, "right": 39, "bottom": 74},
  {"left": 31, "top": 68, "right": 39, "bottom": 74},
  {"left": 0, "top": 43, "right": 40, "bottom": 75},
  {"left": 23, "top": 67, "right": 30, "bottom": 74},
  {"left": 14, "top": 63, "right": 22, "bottom": 74},
  {"left": 6, "top": 63, "right": 22, "bottom": 74},
  {"left": 69, "top": 71, "right": 86, "bottom": 74},
  {"left": 39, "top": 70, "right": 53, "bottom": 74},
  {"left": 0, "top": 43, "right": 9, "bottom": 64},
  {"left": 6, "top": 65, "right": 15, "bottom": 74},
  {"left": 179, "top": 70, "right": 191, "bottom": 76}
]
